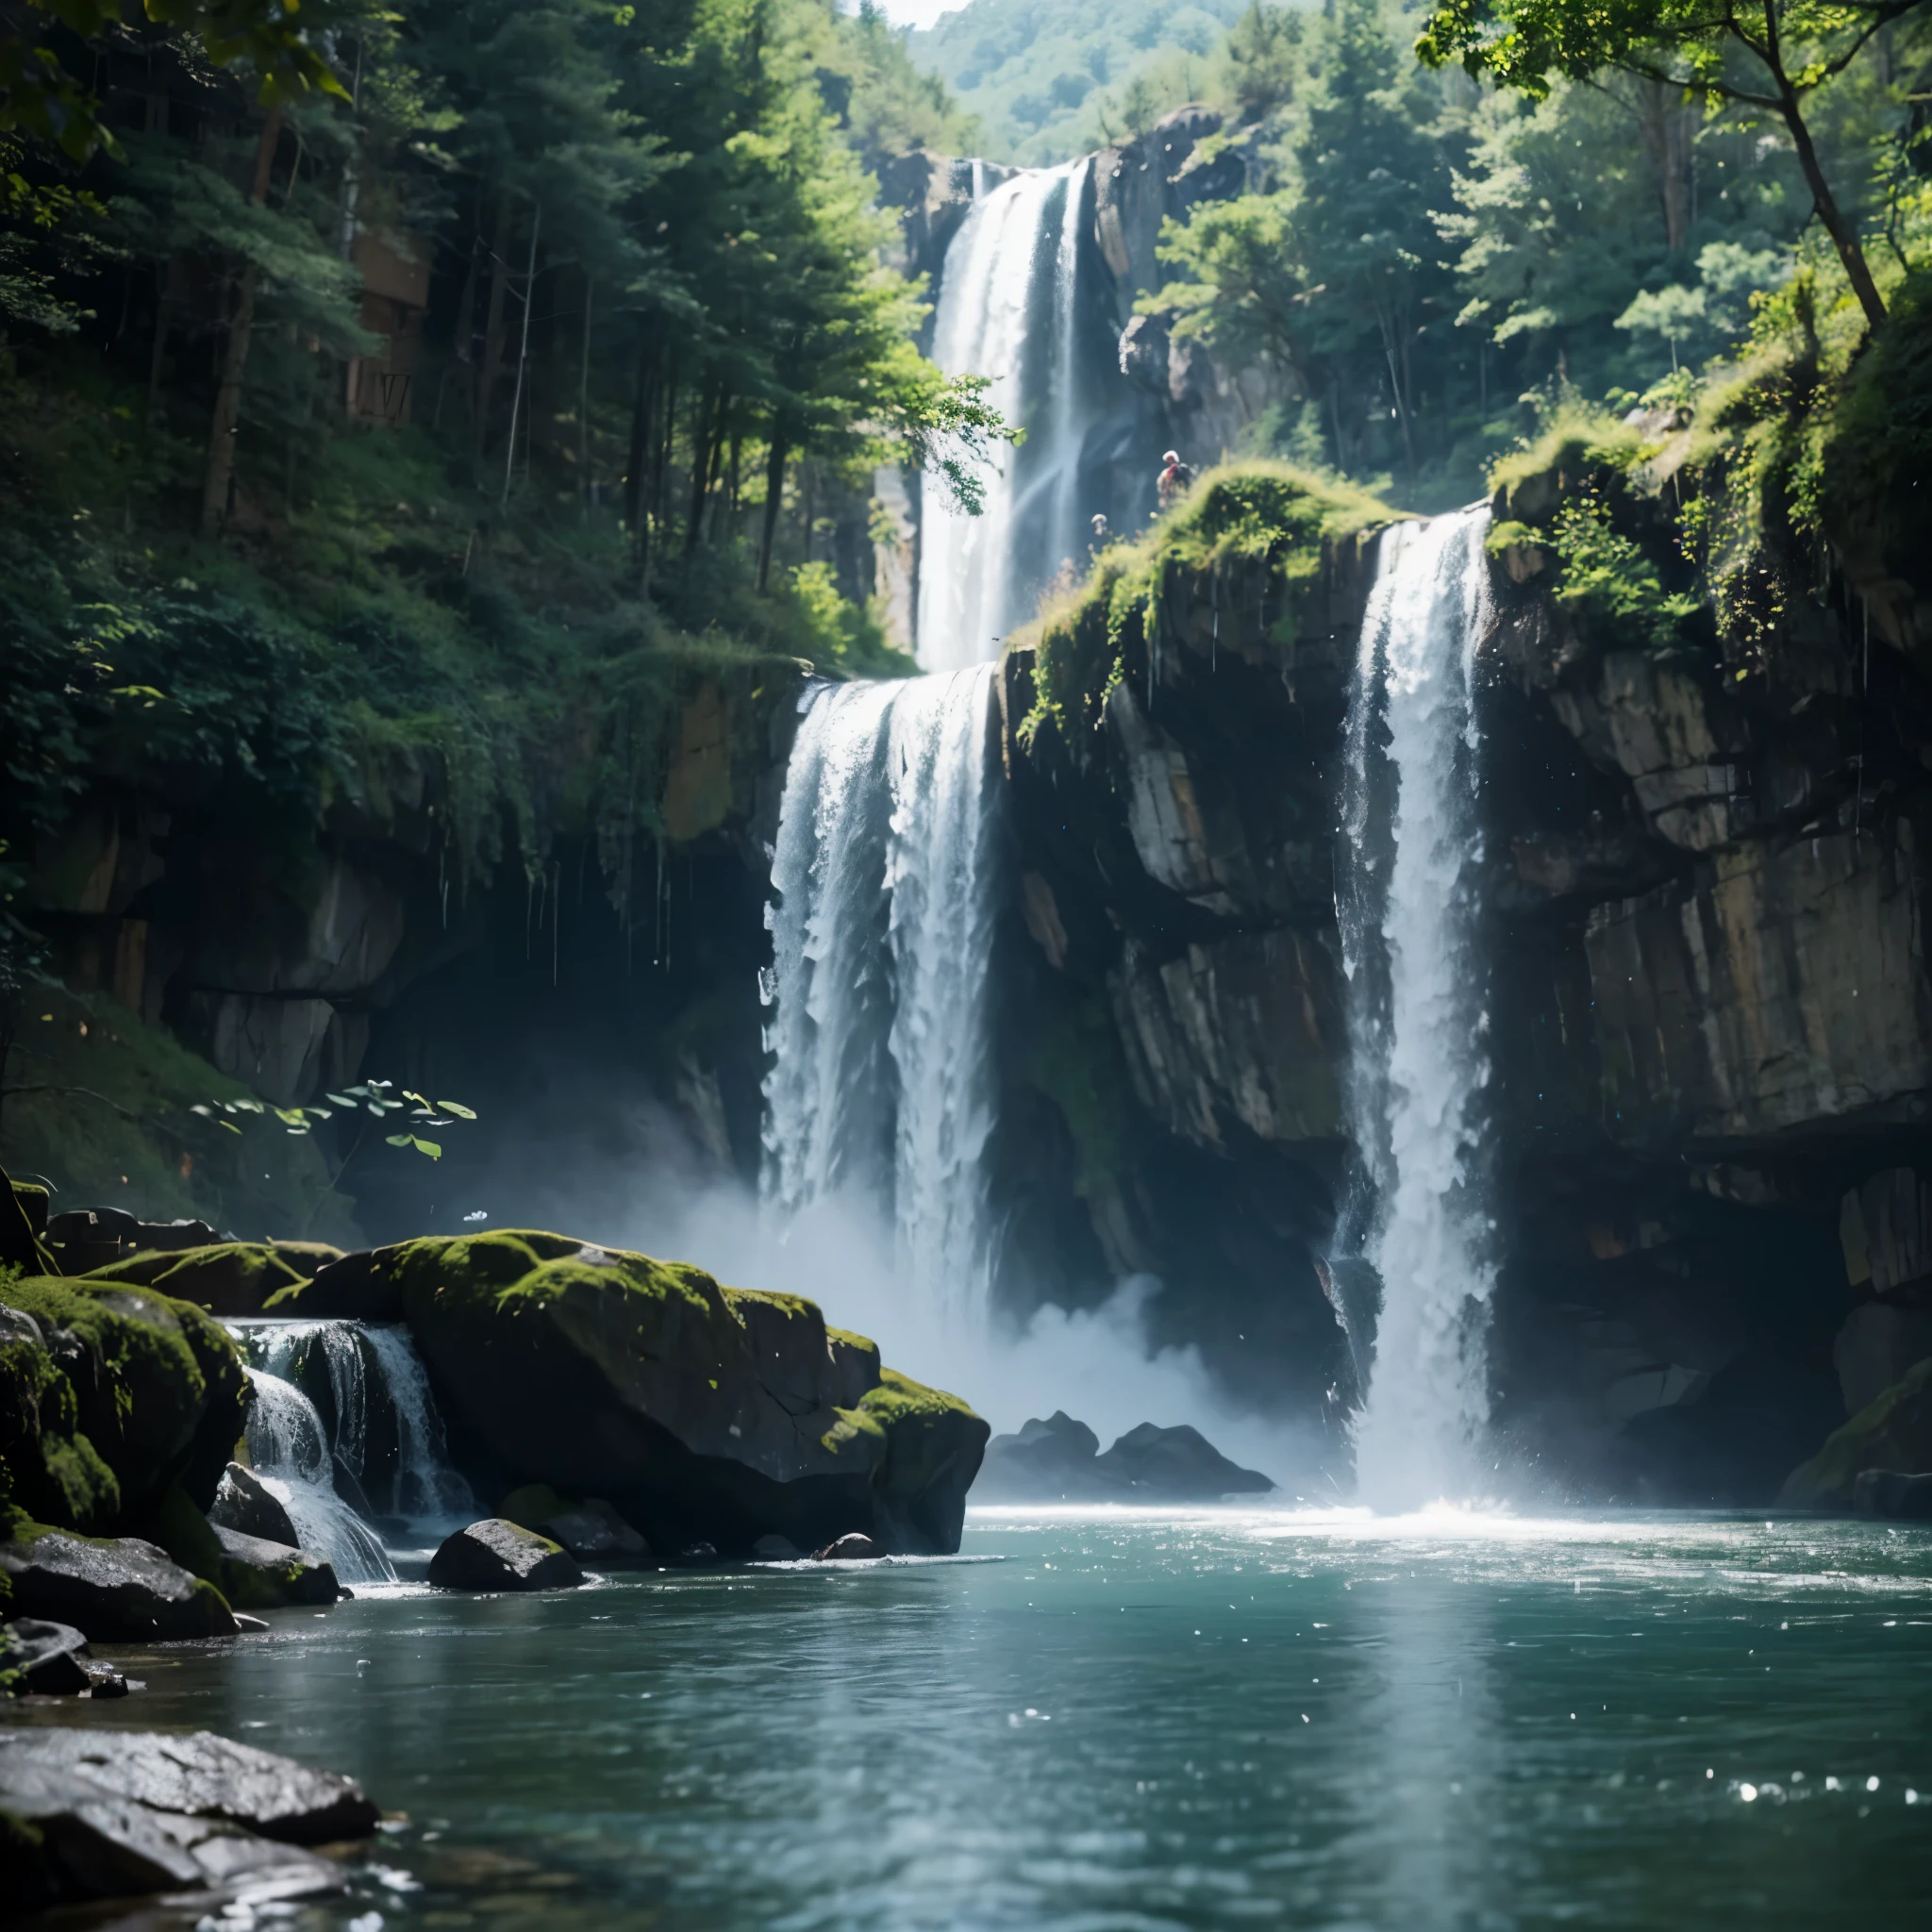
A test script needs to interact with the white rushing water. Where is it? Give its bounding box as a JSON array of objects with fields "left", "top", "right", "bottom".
[
  {"left": 1341, "top": 510, "right": 1496, "bottom": 1508},
  {"left": 241, "top": 1366, "right": 396, "bottom": 1585},
  {"left": 762, "top": 665, "right": 1001, "bottom": 1323},
  {"left": 917, "top": 159, "right": 1093, "bottom": 671}
]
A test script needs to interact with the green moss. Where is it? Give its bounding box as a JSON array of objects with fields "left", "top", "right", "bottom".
[
  {"left": 1015, "top": 460, "right": 1393, "bottom": 752},
  {"left": 1021, "top": 990, "right": 1138, "bottom": 1205},
  {"left": 1487, "top": 408, "right": 1648, "bottom": 514},
  {"left": 85, "top": 1241, "right": 316, "bottom": 1313},
  {"left": 0, "top": 1333, "right": 121, "bottom": 1531},
  {"left": 0, "top": 1274, "right": 246, "bottom": 1518},
  {"left": 143, "top": 1476, "right": 226, "bottom": 1585}
]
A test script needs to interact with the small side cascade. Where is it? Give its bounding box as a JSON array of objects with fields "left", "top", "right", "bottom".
[
  {"left": 241, "top": 1367, "right": 396, "bottom": 1585},
  {"left": 231, "top": 1318, "right": 474, "bottom": 1578}
]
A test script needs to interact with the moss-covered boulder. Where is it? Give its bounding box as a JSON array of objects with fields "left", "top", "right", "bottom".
[
  {"left": 0, "top": 1523, "right": 237, "bottom": 1639},
  {"left": 80, "top": 1241, "right": 340, "bottom": 1316},
  {"left": 281, "top": 1231, "right": 988, "bottom": 1556},
  {"left": 1780, "top": 1357, "right": 1932, "bottom": 1510},
  {"left": 0, "top": 1275, "right": 248, "bottom": 1530}
]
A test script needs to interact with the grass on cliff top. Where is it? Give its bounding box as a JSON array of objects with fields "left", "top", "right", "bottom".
[{"left": 1013, "top": 459, "right": 1394, "bottom": 750}]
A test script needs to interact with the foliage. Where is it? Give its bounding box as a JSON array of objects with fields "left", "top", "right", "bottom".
[{"left": 908, "top": 0, "right": 1250, "bottom": 165}]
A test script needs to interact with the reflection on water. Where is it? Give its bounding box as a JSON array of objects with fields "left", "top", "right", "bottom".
[{"left": 15, "top": 1509, "right": 1932, "bottom": 1928}]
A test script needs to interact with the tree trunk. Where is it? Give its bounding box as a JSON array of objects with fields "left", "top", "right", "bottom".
[
  {"left": 500, "top": 203, "right": 541, "bottom": 509},
  {"left": 1631, "top": 76, "right": 1694, "bottom": 253},
  {"left": 200, "top": 108, "right": 283, "bottom": 536},
  {"left": 474, "top": 194, "right": 512, "bottom": 466},
  {"left": 758, "top": 426, "right": 790, "bottom": 592},
  {"left": 684, "top": 379, "right": 718, "bottom": 557},
  {"left": 578, "top": 273, "right": 594, "bottom": 516},
  {"left": 145, "top": 255, "right": 180, "bottom": 427},
  {"left": 1777, "top": 90, "right": 1887, "bottom": 327},
  {"left": 655, "top": 363, "right": 678, "bottom": 534},
  {"left": 626, "top": 337, "right": 657, "bottom": 589}
]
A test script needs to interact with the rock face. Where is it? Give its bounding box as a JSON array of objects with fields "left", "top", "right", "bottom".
[
  {"left": 278, "top": 1231, "right": 989, "bottom": 1557},
  {"left": 976, "top": 1414, "right": 1274, "bottom": 1503},
  {"left": 0, "top": 1724, "right": 376, "bottom": 1911},
  {"left": 1781, "top": 1358, "right": 1932, "bottom": 1509},
  {"left": 500, "top": 1485, "right": 654, "bottom": 1564},
  {"left": 0, "top": 1527, "right": 239, "bottom": 1640},
  {"left": 427, "top": 1518, "right": 584, "bottom": 1591}
]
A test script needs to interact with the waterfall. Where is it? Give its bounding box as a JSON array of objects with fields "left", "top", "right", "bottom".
[
  {"left": 1339, "top": 510, "right": 1496, "bottom": 1508},
  {"left": 241, "top": 1367, "right": 396, "bottom": 1585},
  {"left": 232, "top": 1318, "right": 474, "bottom": 1577},
  {"left": 917, "top": 159, "right": 1093, "bottom": 671},
  {"left": 762, "top": 665, "right": 1001, "bottom": 1322}
]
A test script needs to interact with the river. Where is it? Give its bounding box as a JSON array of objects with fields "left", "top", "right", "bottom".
[{"left": 29, "top": 1507, "right": 1932, "bottom": 1926}]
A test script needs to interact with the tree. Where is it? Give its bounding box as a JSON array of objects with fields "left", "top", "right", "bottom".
[
  {"left": 1416, "top": 0, "right": 1927, "bottom": 326},
  {"left": 1, "top": 0, "right": 343, "bottom": 160}
]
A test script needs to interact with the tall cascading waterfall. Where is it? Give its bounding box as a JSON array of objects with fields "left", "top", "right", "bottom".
[
  {"left": 760, "top": 159, "right": 1091, "bottom": 1318},
  {"left": 1338, "top": 509, "right": 1497, "bottom": 1508},
  {"left": 761, "top": 666, "right": 1001, "bottom": 1322},
  {"left": 915, "top": 158, "right": 1095, "bottom": 673}
]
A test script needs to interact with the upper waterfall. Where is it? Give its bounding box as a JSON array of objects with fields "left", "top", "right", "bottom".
[
  {"left": 916, "top": 158, "right": 1096, "bottom": 672},
  {"left": 1340, "top": 509, "right": 1496, "bottom": 1508}
]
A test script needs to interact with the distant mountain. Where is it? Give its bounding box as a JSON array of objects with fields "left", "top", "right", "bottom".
[{"left": 908, "top": 0, "right": 1253, "bottom": 165}]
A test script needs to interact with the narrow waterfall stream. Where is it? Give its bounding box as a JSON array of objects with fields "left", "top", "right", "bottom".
[
  {"left": 1339, "top": 510, "right": 1497, "bottom": 1507},
  {"left": 916, "top": 159, "right": 1094, "bottom": 671}
]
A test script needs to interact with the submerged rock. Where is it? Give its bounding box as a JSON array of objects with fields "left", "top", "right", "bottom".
[
  {"left": 1780, "top": 1357, "right": 1932, "bottom": 1509},
  {"left": 752, "top": 1533, "right": 804, "bottom": 1560},
  {"left": 0, "top": 1724, "right": 375, "bottom": 1911},
  {"left": 1, "top": 1617, "right": 93, "bottom": 1694},
  {"left": 976, "top": 1415, "right": 1274, "bottom": 1502},
  {"left": 1852, "top": 1468, "right": 1932, "bottom": 1519},
  {"left": 280, "top": 1230, "right": 989, "bottom": 1557},
  {"left": 0, "top": 1526, "right": 238, "bottom": 1640},
  {"left": 812, "top": 1532, "right": 879, "bottom": 1560},
  {"left": 209, "top": 1459, "right": 302, "bottom": 1547},
  {"left": 428, "top": 1518, "right": 584, "bottom": 1591}
]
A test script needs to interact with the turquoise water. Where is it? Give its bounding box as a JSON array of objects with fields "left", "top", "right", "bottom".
[{"left": 25, "top": 1507, "right": 1932, "bottom": 1926}]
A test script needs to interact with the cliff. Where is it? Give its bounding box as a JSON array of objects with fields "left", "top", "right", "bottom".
[{"left": 991, "top": 282, "right": 1932, "bottom": 1501}]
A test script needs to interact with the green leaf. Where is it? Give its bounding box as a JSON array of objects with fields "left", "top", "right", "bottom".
[
  {"left": 385, "top": 1133, "right": 414, "bottom": 1148},
  {"left": 219, "top": 1120, "right": 242, "bottom": 1135}
]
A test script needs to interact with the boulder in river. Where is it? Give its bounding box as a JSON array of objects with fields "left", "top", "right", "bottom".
[
  {"left": 1, "top": 1617, "right": 93, "bottom": 1694},
  {"left": 211, "top": 1524, "right": 341, "bottom": 1607},
  {"left": 500, "top": 1483, "right": 655, "bottom": 1564},
  {"left": 0, "top": 1525, "right": 238, "bottom": 1640},
  {"left": 278, "top": 1230, "right": 989, "bottom": 1557},
  {"left": 0, "top": 1724, "right": 375, "bottom": 1911},
  {"left": 428, "top": 1518, "right": 585, "bottom": 1591},
  {"left": 209, "top": 1459, "right": 303, "bottom": 1547},
  {"left": 975, "top": 1415, "right": 1274, "bottom": 1502}
]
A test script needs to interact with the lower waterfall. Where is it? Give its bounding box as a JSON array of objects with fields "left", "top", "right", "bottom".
[
  {"left": 761, "top": 664, "right": 1001, "bottom": 1324},
  {"left": 232, "top": 1318, "right": 475, "bottom": 1582},
  {"left": 1339, "top": 509, "right": 1496, "bottom": 1508}
]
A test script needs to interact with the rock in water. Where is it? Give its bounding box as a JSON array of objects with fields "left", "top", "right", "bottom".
[
  {"left": 812, "top": 1533, "right": 879, "bottom": 1560},
  {"left": 1, "top": 1617, "right": 93, "bottom": 1694},
  {"left": 1853, "top": 1468, "right": 1932, "bottom": 1519},
  {"left": 974, "top": 1415, "right": 1274, "bottom": 1503},
  {"left": 0, "top": 1527, "right": 238, "bottom": 1640},
  {"left": 752, "top": 1534, "right": 804, "bottom": 1560},
  {"left": 1094, "top": 1423, "right": 1274, "bottom": 1499},
  {"left": 0, "top": 1724, "right": 375, "bottom": 1911},
  {"left": 977, "top": 1411, "right": 1105, "bottom": 1498},
  {"left": 210, "top": 1524, "right": 341, "bottom": 1607},
  {"left": 209, "top": 1460, "right": 302, "bottom": 1547},
  {"left": 1781, "top": 1357, "right": 1932, "bottom": 1509},
  {"left": 276, "top": 1230, "right": 989, "bottom": 1556},
  {"left": 428, "top": 1519, "right": 584, "bottom": 1591},
  {"left": 499, "top": 1484, "right": 654, "bottom": 1563}
]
